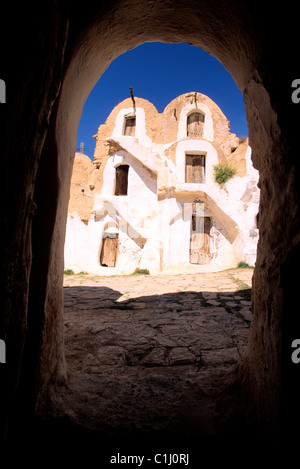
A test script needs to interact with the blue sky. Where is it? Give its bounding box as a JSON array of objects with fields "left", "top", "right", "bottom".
[{"left": 76, "top": 42, "right": 248, "bottom": 159}]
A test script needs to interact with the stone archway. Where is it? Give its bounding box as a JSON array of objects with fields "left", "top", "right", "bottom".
[{"left": 2, "top": 0, "right": 300, "bottom": 448}]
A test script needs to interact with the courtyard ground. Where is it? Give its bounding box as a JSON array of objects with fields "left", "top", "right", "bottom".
[{"left": 59, "top": 269, "right": 253, "bottom": 439}]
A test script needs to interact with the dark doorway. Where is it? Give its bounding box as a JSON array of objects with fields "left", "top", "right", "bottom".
[{"left": 115, "top": 165, "right": 129, "bottom": 195}]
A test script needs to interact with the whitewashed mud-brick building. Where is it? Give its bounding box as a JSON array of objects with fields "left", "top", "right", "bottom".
[{"left": 64, "top": 92, "right": 260, "bottom": 275}]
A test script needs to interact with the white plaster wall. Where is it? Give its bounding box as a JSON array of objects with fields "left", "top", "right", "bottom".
[
  {"left": 158, "top": 196, "right": 187, "bottom": 268},
  {"left": 224, "top": 149, "right": 260, "bottom": 266},
  {"left": 65, "top": 92, "right": 259, "bottom": 276},
  {"left": 112, "top": 106, "right": 152, "bottom": 147},
  {"left": 64, "top": 212, "right": 103, "bottom": 273},
  {"left": 65, "top": 146, "right": 160, "bottom": 275},
  {"left": 107, "top": 136, "right": 157, "bottom": 174},
  {"left": 157, "top": 145, "right": 260, "bottom": 272},
  {"left": 90, "top": 150, "right": 158, "bottom": 274},
  {"left": 138, "top": 209, "right": 161, "bottom": 274},
  {"left": 65, "top": 145, "right": 259, "bottom": 274},
  {"left": 99, "top": 150, "right": 156, "bottom": 197},
  {"left": 158, "top": 195, "right": 241, "bottom": 273},
  {"left": 175, "top": 139, "right": 219, "bottom": 185},
  {"left": 245, "top": 145, "right": 259, "bottom": 179},
  {"left": 177, "top": 103, "right": 214, "bottom": 141}
]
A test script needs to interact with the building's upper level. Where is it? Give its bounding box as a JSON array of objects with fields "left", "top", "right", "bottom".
[
  {"left": 68, "top": 93, "right": 256, "bottom": 221},
  {"left": 93, "top": 92, "right": 244, "bottom": 170}
]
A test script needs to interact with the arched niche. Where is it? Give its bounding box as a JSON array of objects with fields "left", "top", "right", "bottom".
[{"left": 187, "top": 111, "right": 205, "bottom": 137}]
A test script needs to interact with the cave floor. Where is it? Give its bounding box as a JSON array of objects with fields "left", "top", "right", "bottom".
[{"left": 57, "top": 269, "right": 254, "bottom": 441}]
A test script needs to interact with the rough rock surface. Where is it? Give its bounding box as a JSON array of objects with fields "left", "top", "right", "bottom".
[
  {"left": 2, "top": 0, "right": 300, "bottom": 454},
  {"left": 53, "top": 269, "right": 253, "bottom": 437}
]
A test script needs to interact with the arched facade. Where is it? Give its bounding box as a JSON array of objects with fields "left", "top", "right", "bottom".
[{"left": 65, "top": 92, "right": 259, "bottom": 275}]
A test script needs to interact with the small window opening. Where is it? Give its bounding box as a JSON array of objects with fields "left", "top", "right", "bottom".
[
  {"left": 187, "top": 112, "right": 205, "bottom": 137},
  {"left": 185, "top": 154, "right": 205, "bottom": 183},
  {"left": 124, "top": 116, "right": 136, "bottom": 136},
  {"left": 115, "top": 165, "right": 129, "bottom": 195}
]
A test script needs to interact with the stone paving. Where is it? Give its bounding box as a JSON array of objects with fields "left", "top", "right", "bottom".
[{"left": 61, "top": 269, "right": 253, "bottom": 436}]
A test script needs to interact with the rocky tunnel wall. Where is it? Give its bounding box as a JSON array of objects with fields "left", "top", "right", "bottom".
[{"left": 1, "top": 0, "right": 300, "bottom": 444}]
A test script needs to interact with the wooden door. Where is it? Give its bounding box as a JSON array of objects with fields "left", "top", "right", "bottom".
[
  {"left": 185, "top": 154, "right": 205, "bottom": 183},
  {"left": 187, "top": 112, "right": 204, "bottom": 137},
  {"left": 100, "top": 235, "right": 118, "bottom": 267},
  {"left": 190, "top": 216, "right": 210, "bottom": 264}
]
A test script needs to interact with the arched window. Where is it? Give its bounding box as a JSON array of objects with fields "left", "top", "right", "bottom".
[
  {"left": 115, "top": 165, "right": 129, "bottom": 195},
  {"left": 187, "top": 112, "right": 205, "bottom": 137}
]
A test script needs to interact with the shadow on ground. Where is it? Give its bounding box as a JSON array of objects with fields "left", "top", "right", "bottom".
[
  {"left": 6, "top": 286, "right": 283, "bottom": 465},
  {"left": 55, "top": 288, "right": 256, "bottom": 454}
]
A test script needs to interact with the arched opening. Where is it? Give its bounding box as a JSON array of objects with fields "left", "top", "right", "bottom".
[
  {"left": 21, "top": 20, "right": 266, "bottom": 434},
  {"left": 3, "top": 0, "right": 299, "bottom": 459},
  {"left": 187, "top": 111, "right": 205, "bottom": 137},
  {"left": 67, "top": 43, "right": 254, "bottom": 276},
  {"left": 60, "top": 38, "right": 259, "bottom": 445}
]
